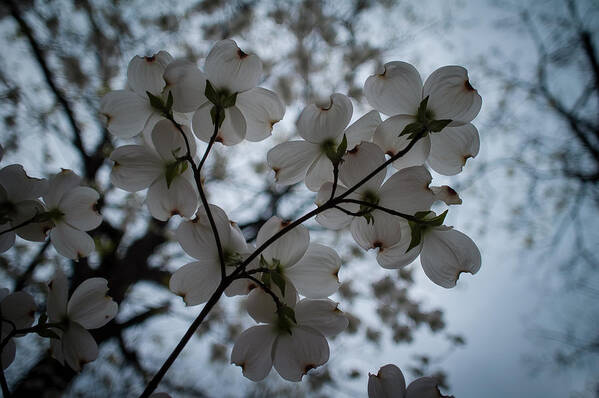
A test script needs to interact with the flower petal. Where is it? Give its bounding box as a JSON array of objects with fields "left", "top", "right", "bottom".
[
  {"left": 205, "top": 39, "right": 262, "bottom": 93},
  {"left": 256, "top": 216, "right": 309, "bottom": 268},
  {"left": 0, "top": 227, "right": 14, "bottom": 253},
  {"left": 62, "top": 322, "right": 99, "bottom": 372},
  {"left": 236, "top": 87, "right": 286, "bottom": 142},
  {"left": 273, "top": 325, "right": 329, "bottom": 382},
  {"left": 192, "top": 103, "right": 247, "bottom": 146},
  {"left": 100, "top": 90, "right": 152, "bottom": 139},
  {"left": 339, "top": 142, "right": 386, "bottom": 193},
  {"left": 431, "top": 186, "right": 462, "bottom": 205},
  {"left": 246, "top": 281, "right": 298, "bottom": 324},
  {"left": 14, "top": 200, "right": 50, "bottom": 242},
  {"left": 372, "top": 115, "right": 431, "bottom": 171},
  {"left": 175, "top": 205, "right": 231, "bottom": 261},
  {"left": 406, "top": 377, "right": 449, "bottom": 398},
  {"left": 1, "top": 339, "right": 15, "bottom": 370},
  {"left": 295, "top": 299, "right": 348, "bottom": 337},
  {"left": 267, "top": 141, "right": 321, "bottom": 186},
  {"left": 146, "top": 176, "right": 198, "bottom": 221},
  {"left": 67, "top": 278, "right": 117, "bottom": 329},
  {"left": 169, "top": 260, "right": 221, "bottom": 306},
  {"left": 350, "top": 210, "right": 403, "bottom": 251},
  {"left": 344, "top": 110, "right": 382, "bottom": 150},
  {"left": 379, "top": 166, "right": 435, "bottom": 215},
  {"left": 305, "top": 153, "right": 334, "bottom": 192},
  {"left": 0, "top": 164, "right": 48, "bottom": 202},
  {"left": 368, "top": 364, "right": 407, "bottom": 398},
  {"left": 231, "top": 325, "right": 276, "bottom": 382},
  {"left": 423, "top": 66, "right": 482, "bottom": 123},
  {"left": 1, "top": 291, "right": 36, "bottom": 330},
  {"left": 428, "top": 123, "right": 480, "bottom": 175},
  {"left": 364, "top": 61, "right": 423, "bottom": 116},
  {"left": 297, "top": 93, "right": 353, "bottom": 143},
  {"left": 421, "top": 227, "right": 482, "bottom": 288},
  {"left": 287, "top": 243, "right": 341, "bottom": 299},
  {"left": 127, "top": 51, "right": 173, "bottom": 97},
  {"left": 314, "top": 183, "right": 356, "bottom": 230},
  {"left": 60, "top": 187, "right": 102, "bottom": 231},
  {"left": 151, "top": 119, "right": 196, "bottom": 161},
  {"left": 50, "top": 223, "right": 95, "bottom": 260},
  {"left": 47, "top": 267, "right": 69, "bottom": 322},
  {"left": 43, "top": 170, "right": 82, "bottom": 208},
  {"left": 376, "top": 222, "right": 422, "bottom": 269},
  {"left": 110, "top": 145, "right": 163, "bottom": 192},
  {"left": 163, "top": 59, "right": 207, "bottom": 113}
]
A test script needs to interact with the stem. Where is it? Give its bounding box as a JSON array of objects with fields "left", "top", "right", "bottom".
[
  {"left": 139, "top": 279, "right": 228, "bottom": 398},
  {"left": 168, "top": 116, "right": 226, "bottom": 280},
  {"left": 238, "top": 274, "right": 285, "bottom": 310},
  {"left": 340, "top": 199, "right": 423, "bottom": 223},
  {"left": 329, "top": 162, "right": 340, "bottom": 201},
  {"left": 0, "top": 215, "right": 37, "bottom": 237},
  {"left": 198, "top": 107, "right": 221, "bottom": 171}
]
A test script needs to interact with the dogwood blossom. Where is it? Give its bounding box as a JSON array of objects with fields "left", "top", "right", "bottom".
[
  {"left": 0, "top": 164, "right": 49, "bottom": 252},
  {"left": 43, "top": 170, "right": 102, "bottom": 260},
  {"left": 165, "top": 39, "right": 286, "bottom": 145},
  {"left": 0, "top": 288, "right": 36, "bottom": 370},
  {"left": 368, "top": 364, "right": 453, "bottom": 398},
  {"left": 47, "top": 268, "right": 118, "bottom": 372},
  {"left": 231, "top": 298, "right": 348, "bottom": 381},
  {"left": 267, "top": 93, "right": 381, "bottom": 191},
  {"left": 365, "top": 62, "right": 481, "bottom": 174},
  {"left": 100, "top": 51, "right": 173, "bottom": 139},
  {"left": 169, "top": 204, "right": 255, "bottom": 305},
  {"left": 110, "top": 119, "right": 198, "bottom": 221}
]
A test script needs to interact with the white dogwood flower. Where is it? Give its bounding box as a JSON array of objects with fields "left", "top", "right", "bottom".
[
  {"left": 231, "top": 298, "right": 347, "bottom": 382},
  {"left": 365, "top": 62, "right": 481, "bottom": 174},
  {"left": 0, "top": 288, "right": 36, "bottom": 370},
  {"left": 43, "top": 170, "right": 102, "bottom": 260},
  {"left": 47, "top": 268, "right": 118, "bottom": 372},
  {"left": 100, "top": 51, "right": 173, "bottom": 139},
  {"left": 368, "top": 364, "right": 454, "bottom": 398},
  {"left": 110, "top": 119, "right": 198, "bottom": 221},
  {"left": 267, "top": 93, "right": 381, "bottom": 191}
]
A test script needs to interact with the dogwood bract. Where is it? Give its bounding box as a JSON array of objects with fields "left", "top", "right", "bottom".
[
  {"left": 368, "top": 364, "right": 454, "bottom": 398},
  {"left": 0, "top": 288, "right": 36, "bottom": 370},
  {"left": 47, "top": 268, "right": 118, "bottom": 371}
]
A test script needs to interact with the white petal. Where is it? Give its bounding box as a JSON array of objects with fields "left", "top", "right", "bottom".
[
  {"left": 50, "top": 335, "right": 64, "bottom": 365},
  {"left": 428, "top": 123, "right": 480, "bottom": 176},
  {"left": 287, "top": 244, "right": 341, "bottom": 299},
  {"left": 406, "top": 377, "right": 447, "bottom": 398},
  {"left": 100, "top": 90, "right": 152, "bottom": 139},
  {"left": 192, "top": 103, "right": 247, "bottom": 146},
  {"left": 377, "top": 222, "right": 422, "bottom": 269},
  {"left": 1, "top": 339, "right": 15, "bottom": 370},
  {"left": 368, "top": 364, "right": 406, "bottom": 398},
  {"left": 297, "top": 93, "right": 352, "bottom": 143},
  {"left": 110, "top": 145, "right": 163, "bottom": 191},
  {"left": 421, "top": 227, "right": 482, "bottom": 288},
  {"left": 237, "top": 88, "right": 286, "bottom": 142},
  {"left": 350, "top": 210, "right": 403, "bottom": 251},
  {"left": 14, "top": 200, "right": 50, "bottom": 242},
  {"left": 146, "top": 176, "right": 198, "bottom": 221},
  {"left": 62, "top": 322, "right": 99, "bottom": 372},
  {"left": 431, "top": 186, "right": 462, "bottom": 205},
  {"left": 379, "top": 166, "right": 435, "bottom": 215},
  {"left": 1, "top": 291, "right": 36, "bottom": 330},
  {"left": 256, "top": 216, "right": 309, "bottom": 268},
  {"left": 364, "top": 61, "right": 423, "bottom": 116},
  {"left": 43, "top": 170, "right": 82, "bottom": 208},
  {"left": 0, "top": 164, "right": 48, "bottom": 202},
  {"left": 47, "top": 267, "right": 69, "bottom": 322},
  {"left": 423, "top": 66, "right": 482, "bottom": 123},
  {"left": 314, "top": 183, "right": 356, "bottom": 230},
  {"left": 151, "top": 119, "right": 196, "bottom": 161},
  {"left": 169, "top": 260, "right": 221, "bottom": 306},
  {"left": 205, "top": 40, "right": 262, "bottom": 93},
  {"left": 339, "top": 142, "right": 386, "bottom": 192},
  {"left": 246, "top": 279, "right": 298, "bottom": 324},
  {"left": 127, "top": 51, "right": 173, "bottom": 97},
  {"left": 50, "top": 223, "right": 95, "bottom": 260},
  {"left": 0, "top": 227, "right": 14, "bottom": 253},
  {"left": 163, "top": 59, "right": 207, "bottom": 113},
  {"left": 67, "top": 278, "right": 117, "bottom": 329},
  {"left": 344, "top": 110, "right": 382, "bottom": 150},
  {"left": 372, "top": 115, "right": 431, "bottom": 170},
  {"left": 60, "top": 187, "right": 102, "bottom": 231},
  {"left": 273, "top": 326, "right": 329, "bottom": 382},
  {"left": 175, "top": 205, "right": 231, "bottom": 260},
  {"left": 267, "top": 141, "right": 321, "bottom": 186},
  {"left": 231, "top": 325, "right": 276, "bottom": 382},
  {"left": 295, "top": 299, "right": 348, "bottom": 337},
  {"left": 305, "top": 153, "right": 334, "bottom": 192}
]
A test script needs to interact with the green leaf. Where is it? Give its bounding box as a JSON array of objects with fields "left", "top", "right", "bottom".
[
  {"left": 204, "top": 80, "right": 218, "bottom": 105},
  {"left": 417, "top": 96, "right": 429, "bottom": 121},
  {"left": 336, "top": 134, "right": 347, "bottom": 160},
  {"left": 428, "top": 119, "right": 452, "bottom": 132},
  {"left": 259, "top": 255, "right": 269, "bottom": 269},
  {"left": 271, "top": 270, "right": 286, "bottom": 297},
  {"left": 165, "top": 90, "right": 174, "bottom": 112},
  {"left": 406, "top": 221, "right": 423, "bottom": 252},
  {"left": 278, "top": 305, "right": 297, "bottom": 325},
  {"left": 425, "top": 209, "right": 448, "bottom": 227},
  {"left": 399, "top": 122, "right": 424, "bottom": 138},
  {"left": 261, "top": 271, "right": 271, "bottom": 288},
  {"left": 36, "top": 328, "right": 60, "bottom": 340},
  {"left": 146, "top": 91, "right": 164, "bottom": 112},
  {"left": 210, "top": 106, "right": 225, "bottom": 129},
  {"left": 221, "top": 92, "right": 238, "bottom": 108}
]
